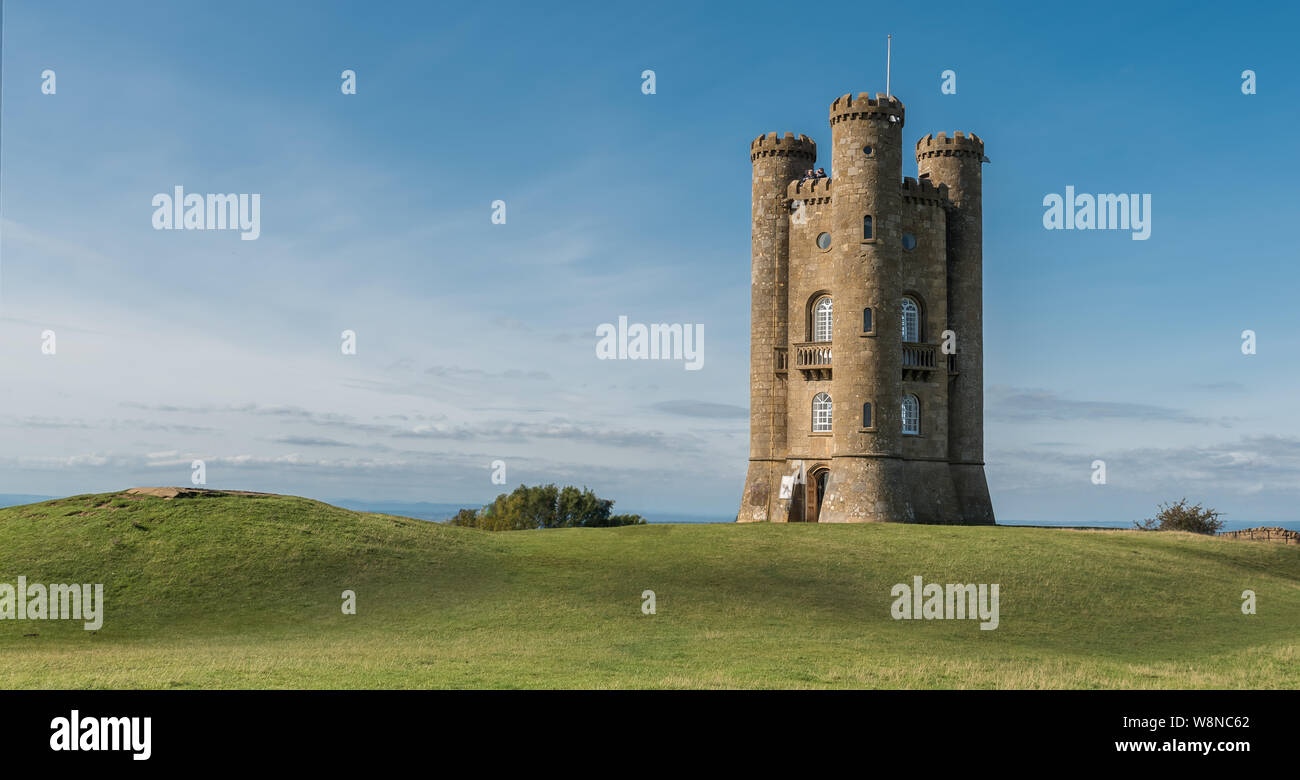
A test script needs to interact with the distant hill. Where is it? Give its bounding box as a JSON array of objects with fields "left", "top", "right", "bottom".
[{"left": 1, "top": 488, "right": 1297, "bottom": 689}]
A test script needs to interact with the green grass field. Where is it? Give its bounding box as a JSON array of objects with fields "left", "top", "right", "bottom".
[{"left": 1, "top": 490, "right": 1297, "bottom": 689}]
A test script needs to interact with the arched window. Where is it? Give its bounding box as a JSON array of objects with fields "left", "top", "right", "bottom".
[
  {"left": 812, "top": 393, "right": 832, "bottom": 432},
  {"left": 813, "top": 296, "right": 833, "bottom": 342},
  {"left": 901, "top": 394, "right": 920, "bottom": 435},
  {"left": 901, "top": 297, "right": 920, "bottom": 342}
]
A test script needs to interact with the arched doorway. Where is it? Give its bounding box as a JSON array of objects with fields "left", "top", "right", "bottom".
[
  {"left": 807, "top": 467, "right": 829, "bottom": 523},
  {"left": 789, "top": 464, "right": 829, "bottom": 522}
]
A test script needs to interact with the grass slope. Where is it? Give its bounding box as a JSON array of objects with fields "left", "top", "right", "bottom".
[{"left": 1, "top": 490, "right": 1297, "bottom": 689}]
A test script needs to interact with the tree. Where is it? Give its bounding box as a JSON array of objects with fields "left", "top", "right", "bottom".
[
  {"left": 448, "top": 484, "right": 644, "bottom": 530},
  {"left": 1134, "top": 498, "right": 1225, "bottom": 535},
  {"left": 448, "top": 508, "right": 479, "bottom": 527},
  {"left": 558, "top": 485, "right": 614, "bottom": 526}
]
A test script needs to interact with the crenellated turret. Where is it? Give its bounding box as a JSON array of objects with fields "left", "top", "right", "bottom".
[
  {"left": 917, "top": 132, "right": 994, "bottom": 524},
  {"left": 817, "top": 92, "right": 908, "bottom": 524},
  {"left": 739, "top": 132, "right": 816, "bottom": 523}
]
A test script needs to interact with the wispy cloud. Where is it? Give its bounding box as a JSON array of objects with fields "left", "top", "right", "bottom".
[
  {"left": 119, "top": 402, "right": 392, "bottom": 433},
  {"left": 991, "top": 435, "right": 1300, "bottom": 494},
  {"left": 987, "top": 385, "right": 1226, "bottom": 426},
  {"left": 1, "top": 416, "right": 215, "bottom": 433},
  {"left": 651, "top": 400, "right": 748, "bottom": 419},
  {"left": 424, "top": 365, "right": 551, "bottom": 382},
  {"left": 393, "top": 419, "right": 703, "bottom": 451},
  {"left": 1188, "top": 381, "right": 1247, "bottom": 393},
  {"left": 271, "top": 435, "right": 352, "bottom": 447}
]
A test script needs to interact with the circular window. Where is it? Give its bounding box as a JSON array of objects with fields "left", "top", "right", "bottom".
[
  {"left": 816, "top": 232, "right": 832, "bottom": 251},
  {"left": 862, "top": 145, "right": 873, "bottom": 156},
  {"left": 902, "top": 233, "right": 917, "bottom": 251}
]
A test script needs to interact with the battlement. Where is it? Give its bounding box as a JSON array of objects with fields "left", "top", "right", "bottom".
[
  {"left": 751, "top": 132, "right": 817, "bottom": 163},
  {"left": 785, "top": 176, "right": 833, "bottom": 203},
  {"left": 900, "top": 176, "right": 948, "bottom": 206},
  {"left": 829, "top": 92, "right": 905, "bottom": 125},
  {"left": 915, "top": 131, "right": 984, "bottom": 161}
]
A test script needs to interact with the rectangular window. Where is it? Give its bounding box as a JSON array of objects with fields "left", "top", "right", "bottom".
[
  {"left": 863, "top": 215, "right": 873, "bottom": 240},
  {"left": 862, "top": 402, "right": 872, "bottom": 429},
  {"left": 813, "top": 407, "right": 832, "bottom": 432},
  {"left": 902, "top": 395, "right": 920, "bottom": 435},
  {"left": 862, "top": 307, "right": 873, "bottom": 333}
]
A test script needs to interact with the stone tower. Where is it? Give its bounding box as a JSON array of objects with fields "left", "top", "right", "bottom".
[{"left": 738, "top": 92, "right": 994, "bottom": 525}]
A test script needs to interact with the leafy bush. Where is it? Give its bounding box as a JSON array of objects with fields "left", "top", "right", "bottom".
[
  {"left": 1134, "top": 498, "right": 1225, "bottom": 535},
  {"left": 448, "top": 484, "right": 645, "bottom": 530},
  {"left": 448, "top": 508, "right": 480, "bottom": 527}
]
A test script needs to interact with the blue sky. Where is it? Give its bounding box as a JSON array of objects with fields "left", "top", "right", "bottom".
[{"left": 1, "top": 0, "right": 1297, "bottom": 526}]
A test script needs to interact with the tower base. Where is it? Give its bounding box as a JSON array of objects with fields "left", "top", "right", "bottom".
[
  {"left": 738, "top": 459, "right": 784, "bottom": 522},
  {"left": 739, "top": 457, "right": 994, "bottom": 525},
  {"left": 901, "top": 459, "right": 963, "bottom": 525},
  {"left": 816, "top": 456, "right": 909, "bottom": 523},
  {"left": 950, "top": 463, "right": 996, "bottom": 525}
]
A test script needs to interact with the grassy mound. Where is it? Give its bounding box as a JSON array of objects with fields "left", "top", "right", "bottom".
[{"left": 1, "top": 490, "right": 1296, "bottom": 688}]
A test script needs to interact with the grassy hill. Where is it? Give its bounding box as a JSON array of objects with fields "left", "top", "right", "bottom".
[{"left": 1, "top": 489, "right": 1297, "bottom": 689}]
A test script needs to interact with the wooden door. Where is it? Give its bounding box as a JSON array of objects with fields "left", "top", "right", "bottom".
[{"left": 809, "top": 468, "right": 829, "bottom": 523}]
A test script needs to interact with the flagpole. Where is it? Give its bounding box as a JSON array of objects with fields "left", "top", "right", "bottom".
[{"left": 886, "top": 34, "right": 892, "bottom": 96}]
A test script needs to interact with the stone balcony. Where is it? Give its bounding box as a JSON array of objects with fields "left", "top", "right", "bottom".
[
  {"left": 902, "top": 342, "right": 939, "bottom": 380},
  {"left": 778, "top": 341, "right": 945, "bottom": 381},
  {"left": 792, "top": 341, "right": 832, "bottom": 380}
]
